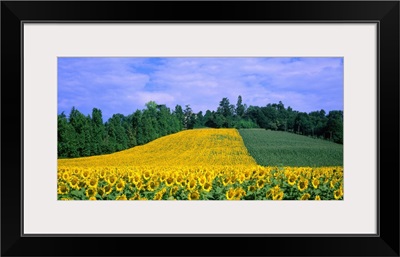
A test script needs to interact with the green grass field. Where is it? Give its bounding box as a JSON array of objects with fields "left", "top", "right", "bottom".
[{"left": 239, "top": 129, "right": 343, "bottom": 167}]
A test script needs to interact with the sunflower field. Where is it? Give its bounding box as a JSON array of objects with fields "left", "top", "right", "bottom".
[{"left": 58, "top": 129, "right": 343, "bottom": 200}]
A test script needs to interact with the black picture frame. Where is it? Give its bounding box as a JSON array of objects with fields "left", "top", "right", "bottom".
[{"left": 1, "top": 1, "right": 399, "bottom": 256}]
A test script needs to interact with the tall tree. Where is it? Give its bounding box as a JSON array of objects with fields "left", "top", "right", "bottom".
[
  {"left": 235, "top": 95, "right": 245, "bottom": 117},
  {"left": 91, "top": 108, "right": 105, "bottom": 155},
  {"left": 326, "top": 110, "right": 343, "bottom": 143},
  {"left": 173, "top": 104, "right": 185, "bottom": 130},
  {"left": 184, "top": 105, "right": 196, "bottom": 129}
]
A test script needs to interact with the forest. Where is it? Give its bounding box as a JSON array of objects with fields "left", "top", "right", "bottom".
[{"left": 58, "top": 95, "right": 343, "bottom": 158}]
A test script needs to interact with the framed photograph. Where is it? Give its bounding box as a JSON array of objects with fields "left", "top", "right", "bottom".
[{"left": 1, "top": 1, "right": 399, "bottom": 256}]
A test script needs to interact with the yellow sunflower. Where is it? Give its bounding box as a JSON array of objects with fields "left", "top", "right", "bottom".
[
  {"left": 147, "top": 181, "right": 157, "bottom": 191},
  {"left": 153, "top": 189, "right": 165, "bottom": 200},
  {"left": 170, "top": 186, "right": 179, "bottom": 196},
  {"left": 165, "top": 176, "right": 175, "bottom": 187},
  {"left": 272, "top": 191, "right": 284, "bottom": 200},
  {"left": 86, "top": 187, "right": 97, "bottom": 198},
  {"left": 226, "top": 188, "right": 235, "bottom": 200},
  {"left": 116, "top": 194, "right": 127, "bottom": 200},
  {"left": 87, "top": 177, "right": 98, "bottom": 188},
  {"left": 287, "top": 174, "right": 297, "bottom": 186},
  {"left": 238, "top": 173, "right": 246, "bottom": 184},
  {"left": 62, "top": 172, "right": 70, "bottom": 181},
  {"left": 69, "top": 176, "right": 80, "bottom": 190},
  {"left": 129, "top": 193, "right": 140, "bottom": 200},
  {"left": 248, "top": 185, "right": 256, "bottom": 192},
  {"left": 330, "top": 178, "right": 337, "bottom": 189},
  {"left": 107, "top": 175, "right": 118, "bottom": 186},
  {"left": 132, "top": 174, "right": 141, "bottom": 185},
  {"left": 99, "top": 170, "right": 107, "bottom": 179},
  {"left": 256, "top": 179, "right": 265, "bottom": 189},
  {"left": 104, "top": 185, "right": 113, "bottom": 195},
  {"left": 222, "top": 176, "right": 231, "bottom": 186},
  {"left": 143, "top": 170, "right": 152, "bottom": 180},
  {"left": 198, "top": 176, "right": 207, "bottom": 187},
  {"left": 188, "top": 191, "right": 200, "bottom": 200},
  {"left": 297, "top": 178, "right": 309, "bottom": 192},
  {"left": 300, "top": 193, "right": 311, "bottom": 200},
  {"left": 115, "top": 179, "right": 126, "bottom": 192},
  {"left": 234, "top": 188, "right": 246, "bottom": 199},
  {"left": 57, "top": 183, "right": 69, "bottom": 195},
  {"left": 187, "top": 179, "right": 197, "bottom": 191},
  {"left": 333, "top": 189, "right": 342, "bottom": 200},
  {"left": 97, "top": 187, "right": 105, "bottom": 198},
  {"left": 315, "top": 195, "right": 321, "bottom": 200},
  {"left": 202, "top": 182, "right": 212, "bottom": 192},
  {"left": 82, "top": 169, "right": 91, "bottom": 180},
  {"left": 312, "top": 178, "right": 320, "bottom": 189}
]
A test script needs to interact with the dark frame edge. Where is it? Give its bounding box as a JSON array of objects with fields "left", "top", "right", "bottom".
[{"left": 1, "top": 1, "right": 399, "bottom": 257}]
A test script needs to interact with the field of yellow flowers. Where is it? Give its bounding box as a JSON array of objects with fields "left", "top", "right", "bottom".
[{"left": 58, "top": 128, "right": 343, "bottom": 200}]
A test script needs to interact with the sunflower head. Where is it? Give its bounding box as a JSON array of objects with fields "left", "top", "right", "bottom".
[
  {"left": 165, "top": 176, "right": 175, "bottom": 187},
  {"left": 272, "top": 191, "right": 284, "bottom": 200},
  {"left": 170, "top": 186, "right": 179, "bottom": 196},
  {"left": 333, "top": 189, "right": 343, "bottom": 200},
  {"left": 69, "top": 176, "right": 80, "bottom": 190},
  {"left": 115, "top": 179, "right": 126, "bottom": 192},
  {"left": 330, "top": 178, "right": 338, "bottom": 189},
  {"left": 104, "top": 185, "right": 113, "bottom": 195},
  {"left": 297, "top": 178, "right": 309, "bottom": 191},
  {"left": 87, "top": 177, "right": 98, "bottom": 188},
  {"left": 315, "top": 195, "right": 321, "bottom": 200},
  {"left": 107, "top": 175, "right": 118, "bottom": 186},
  {"left": 248, "top": 185, "right": 256, "bottom": 192},
  {"left": 234, "top": 188, "right": 246, "bottom": 199},
  {"left": 222, "top": 176, "right": 231, "bottom": 186},
  {"left": 62, "top": 172, "right": 70, "bottom": 181},
  {"left": 86, "top": 187, "right": 97, "bottom": 198},
  {"left": 97, "top": 187, "right": 105, "bottom": 198},
  {"left": 82, "top": 169, "right": 91, "bottom": 179},
  {"left": 256, "top": 179, "right": 265, "bottom": 189},
  {"left": 198, "top": 176, "right": 207, "bottom": 186},
  {"left": 129, "top": 193, "right": 140, "bottom": 200},
  {"left": 300, "top": 193, "right": 311, "bottom": 200},
  {"left": 116, "top": 194, "right": 127, "bottom": 200},
  {"left": 99, "top": 170, "right": 107, "bottom": 179},
  {"left": 188, "top": 191, "right": 200, "bottom": 200},
  {"left": 132, "top": 174, "right": 141, "bottom": 185},
  {"left": 72, "top": 168, "right": 80, "bottom": 176},
  {"left": 287, "top": 174, "right": 297, "bottom": 186},
  {"left": 238, "top": 173, "right": 246, "bottom": 184},
  {"left": 153, "top": 190, "right": 165, "bottom": 200},
  {"left": 312, "top": 178, "right": 320, "bottom": 189},
  {"left": 147, "top": 181, "right": 157, "bottom": 191},
  {"left": 187, "top": 179, "right": 197, "bottom": 191},
  {"left": 226, "top": 188, "right": 236, "bottom": 200},
  {"left": 57, "top": 183, "right": 70, "bottom": 195},
  {"left": 244, "top": 170, "right": 252, "bottom": 180},
  {"left": 202, "top": 182, "right": 212, "bottom": 192},
  {"left": 143, "top": 170, "right": 152, "bottom": 180}
]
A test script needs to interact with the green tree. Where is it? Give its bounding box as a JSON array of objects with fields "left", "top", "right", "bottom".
[
  {"left": 58, "top": 112, "right": 78, "bottom": 158},
  {"left": 326, "top": 110, "right": 343, "bottom": 144},
  {"left": 235, "top": 95, "right": 245, "bottom": 117},
  {"left": 91, "top": 108, "right": 105, "bottom": 155},
  {"left": 184, "top": 105, "right": 196, "bottom": 129},
  {"left": 173, "top": 104, "right": 185, "bottom": 130},
  {"left": 68, "top": 107, "right": 92, "bottom": 156}
]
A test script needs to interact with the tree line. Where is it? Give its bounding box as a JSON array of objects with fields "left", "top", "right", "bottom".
[{"left": 58, "top": 96, "right": 343, "bottom": 158}]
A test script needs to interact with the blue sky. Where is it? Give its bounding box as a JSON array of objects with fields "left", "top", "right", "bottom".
[{"left": 58, "top": 57, "right": 343, "bottom": 121}]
